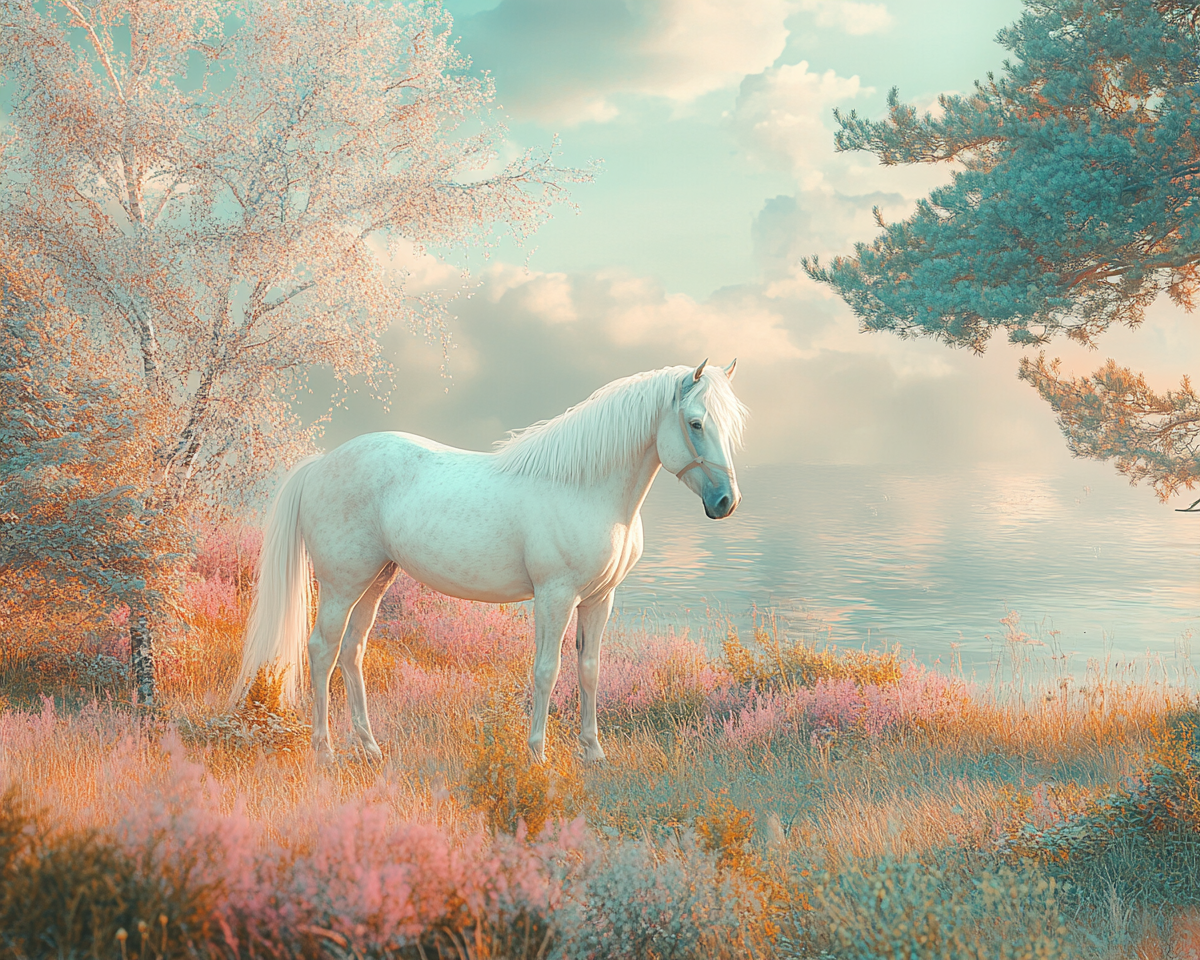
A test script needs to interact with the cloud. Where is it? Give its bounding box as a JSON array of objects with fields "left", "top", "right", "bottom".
[
  {"left": 454, "top": 0, "right": 793, "bottom": 123},
  {"left": 732, "top": 61, "right": 962, "bottom": 200},
  {"left": 733, "top": 61, "right": 869, "bottom": 190},
  {"left": 732, "top": 62, "right": 960, "bottom": 297},
  {"left": 797, "top": 0, "right": 893, "bottom": 35},
  {"left": 312, "top": 252, "right": 1065, "bottom": 474},
  {"left": 477, "top": 263, "right": 804, "bottom": 363},
  {"left": 311, "top": 27, "right": 1064, "bottom": 475}
]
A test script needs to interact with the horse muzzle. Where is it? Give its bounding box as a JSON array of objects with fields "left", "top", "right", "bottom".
[{"left": 703, "top": 490, "right": 739, "bottom": 520}]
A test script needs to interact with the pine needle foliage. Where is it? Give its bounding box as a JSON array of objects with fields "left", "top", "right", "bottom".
[{"left": 805, "top": 0, "right": 1200, "bottom": 496}]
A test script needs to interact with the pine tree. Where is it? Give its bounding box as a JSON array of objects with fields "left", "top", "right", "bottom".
[{"left": 805, "top": 0, "right": 1200, "bottom": 500}]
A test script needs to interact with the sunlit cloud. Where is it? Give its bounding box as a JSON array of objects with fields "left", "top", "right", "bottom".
[
  {"left": 478, "top": 263, "right": 804, "bottom": 363},
  {"left": 313, "top": 1, "right": 1073, "bottom": 478},
  {"left": 732, "top": 61, "right": 954, "bottom": 201},
  {"left": 336, "top": 244, "right": 1065, "bottom": 474},
  {"left": 797, "top": 0, "right": 894, "bottom": 35},
  {"left": 733, "top": 61, "right": 870, "bottom": 190}
]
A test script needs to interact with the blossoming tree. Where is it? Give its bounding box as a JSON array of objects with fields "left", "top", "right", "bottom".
[
  {"left": 0, "top": 0, "right": 580, "bottom": 702},
  {"left": 805, "top": 0, "right": 1200, "bottom": 500}
]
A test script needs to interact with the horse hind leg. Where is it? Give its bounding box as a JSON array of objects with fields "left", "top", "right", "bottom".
[
  {"left": 309, "top": 590, "right": 356, "bottom": 765},
  {"left": 336, "top": 562, "right": 399, "bottom": 763}
]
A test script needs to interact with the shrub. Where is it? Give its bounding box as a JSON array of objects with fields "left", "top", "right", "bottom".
[
  {"left": 724, "top": 620, "right": 904, "bottom": 691},
  {"left": 693, "top": 795, "right": 795, "bottom": 946},
  {"left": 464, "top": 695, "right": 586, "bottom": 837},
  {"left": 809, "top": 856, "right": 1082, "bottom": 960},
  {"left": 559, "top": 836, "right": 748, "bottom": 960},
  {"left": 0, "top": 786, "right": 216, "bottom": 959},
  {"left": 182, "top": 664, "right": 311, "bottom": 756},
  {"left": 1001, "top": 709, "right": 1200, "bottom": 905},
  {"left": 549, "top": 630, "right": 735, "bottom": 730},
  {"left": 719, "top": 665, "right": 972, "bottom": 749}
]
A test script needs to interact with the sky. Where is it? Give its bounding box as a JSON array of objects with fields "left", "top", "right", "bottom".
[{"left": 319, "top": 0, "right": 1200, "bottom": 485}]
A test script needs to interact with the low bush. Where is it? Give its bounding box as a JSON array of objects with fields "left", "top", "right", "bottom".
[
  {"left": 808, "top": 855, "right": 1082, "bottom": 959},
  {"left": 464, "top": 694, "right": 586, "bottom": 837},
  {"left": 0, "top": 787, "right": 219, "bottom": 959},
  {"left": 724, "top": 619, "right": 904, "bottom": 691},
  {"left": 4, "top": 525, "right": 1192, "bottom": 959},
  {"left": 1002, "top": 709, "right": 1200, "bottom": 907}
]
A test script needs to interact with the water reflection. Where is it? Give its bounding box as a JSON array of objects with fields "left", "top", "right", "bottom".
[{"left": 616, "top": 463, "right": 1200, "bottom": 676}]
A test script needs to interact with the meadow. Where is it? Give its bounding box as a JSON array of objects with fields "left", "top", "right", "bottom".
[{"left": 2, "top": 523, "right": 1199, "bottom": 960}]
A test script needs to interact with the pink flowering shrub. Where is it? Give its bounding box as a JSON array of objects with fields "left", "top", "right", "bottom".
[
  {"left": 383, "top": 659, "right": 483, "bottom": 713},
  {"left": 184, "top": 573, "right": 240, "bottom": 625},
  {"left": 184, "top": 522, "right": 263, "bottom": 626},
  {"left": 722, "top": 664, "right": 973, "bottom": 748},
  {"left": 377, "top": 575, "right": 533, "bottom": 671},
  {"left": 191, "top": 522, "right": 263, "bottom": 587},
  {"left": 0, "top": 697, "right": 752, "bottom": 958},
  {"left": 282, "top": 808, "right": 589, "bottom": 955},
  {"left": 553, "top": 630, "right": 737, "bottom": 724}
]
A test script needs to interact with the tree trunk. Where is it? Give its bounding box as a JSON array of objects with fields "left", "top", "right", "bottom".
[{"left": 130, "top": 604, "right": 156, "bottom": 706}]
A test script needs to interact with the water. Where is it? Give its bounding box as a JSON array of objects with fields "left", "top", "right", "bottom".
[{"left": 615, "top": 462, "right": 1200, "bottom": 677}]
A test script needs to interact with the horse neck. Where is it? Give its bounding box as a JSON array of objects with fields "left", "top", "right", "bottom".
[
  {"left": 622, "top": 432, "right": 664, "bottom": 520},
  {"left": 590, "top": 412, "right": 664, "bottom": 524}
]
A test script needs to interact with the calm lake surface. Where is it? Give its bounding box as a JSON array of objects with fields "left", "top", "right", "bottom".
[{"left": 614, "top": 462, "right": 1200, "bottom": 678}]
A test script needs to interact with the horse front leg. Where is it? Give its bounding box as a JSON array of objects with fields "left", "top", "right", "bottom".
[
  {"left": 528, "top": 588, "right": 577, "bottom": 764},
  {"left": 576, "top": 592, "right": 613, "bottom": 764}
]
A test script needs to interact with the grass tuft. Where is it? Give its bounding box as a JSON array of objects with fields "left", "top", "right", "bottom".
[
  {"left": 724, "top": 616, "right": 905, "bottom": 690},
  {"left": 464, "top": 694, "right": 586, "bottom": 837}
]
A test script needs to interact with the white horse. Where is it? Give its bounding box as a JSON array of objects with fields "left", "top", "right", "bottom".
[{"left": 234, "top": 359, "right": 746, "bottom": 764}]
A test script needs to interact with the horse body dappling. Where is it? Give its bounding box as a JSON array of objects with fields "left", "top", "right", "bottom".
[{"left": 234, "top": 360, "right": 747, "bottom": 764}]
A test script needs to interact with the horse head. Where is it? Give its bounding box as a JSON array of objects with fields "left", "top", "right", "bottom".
[{"left": 658, "top": 359, "right": 746, "bottom": 519}]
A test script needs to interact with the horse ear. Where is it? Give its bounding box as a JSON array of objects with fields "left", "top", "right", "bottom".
[
  {"left": 724, "top": 358, "right": 737, "bottom": 381},
  {"left": 692, "top": 358, "right": 708, "bottom": 382}
]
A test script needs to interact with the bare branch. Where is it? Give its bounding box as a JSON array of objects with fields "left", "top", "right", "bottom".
[{"left": 57, "top": 0, "right": 125, "bottom": 103}]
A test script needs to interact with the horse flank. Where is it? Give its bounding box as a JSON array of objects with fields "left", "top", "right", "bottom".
[{"left": 493, "top": 364, "right": 747, "bottom": 486}]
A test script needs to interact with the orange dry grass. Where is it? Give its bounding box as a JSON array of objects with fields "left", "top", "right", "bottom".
[{"left": 724, "top": 619, "right": 904, "bottom": 690}]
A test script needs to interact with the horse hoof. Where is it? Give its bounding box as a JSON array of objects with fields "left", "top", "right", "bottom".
[
  {"left": 314, "top": 743, "right": 336, "bottom": 766},
  {"left": 580, "top": 742, "right": 607, "bottom": 764},
  {"left": 363, "top": 742, "right": 384, "bottom": 764}
]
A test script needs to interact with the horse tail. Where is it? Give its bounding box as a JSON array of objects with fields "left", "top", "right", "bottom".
[{"left": 231, "top": 454, "right": 323, "bottom": 709}]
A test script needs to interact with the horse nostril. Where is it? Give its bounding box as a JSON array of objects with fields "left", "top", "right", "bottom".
[{"left": 716, "top": 494, "right": 732, "bottom": 516}]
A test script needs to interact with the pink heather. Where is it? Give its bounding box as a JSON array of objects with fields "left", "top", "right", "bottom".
[{"left": 31, "top": 527, "right": 982, "bottom": 953}]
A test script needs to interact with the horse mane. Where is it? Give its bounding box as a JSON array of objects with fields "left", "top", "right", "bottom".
[{"left": 493, "top": 364, "right": 747, "bottom": 485}]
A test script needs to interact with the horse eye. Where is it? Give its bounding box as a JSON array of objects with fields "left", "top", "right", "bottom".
[{"left": 689, "top": 419, "right": 703, "bottom": 431}]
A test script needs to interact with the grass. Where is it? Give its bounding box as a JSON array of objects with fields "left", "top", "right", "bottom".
[{"left": 2, "top": 526, "right": 1199, "bottom": 958}]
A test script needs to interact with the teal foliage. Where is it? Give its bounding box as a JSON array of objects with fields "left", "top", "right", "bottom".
[
  {"left": 809, "top": 857, "right": 1082, "bottom": 960},
  {"left": 805, "top": 0, "right": 1200, "bottom": 351},
  {"left": 0, "top": 265, "right": 186, "bottom": 636},
  {"left": 1003, "top": 712, "right": 1200, "bottom": 905}
]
